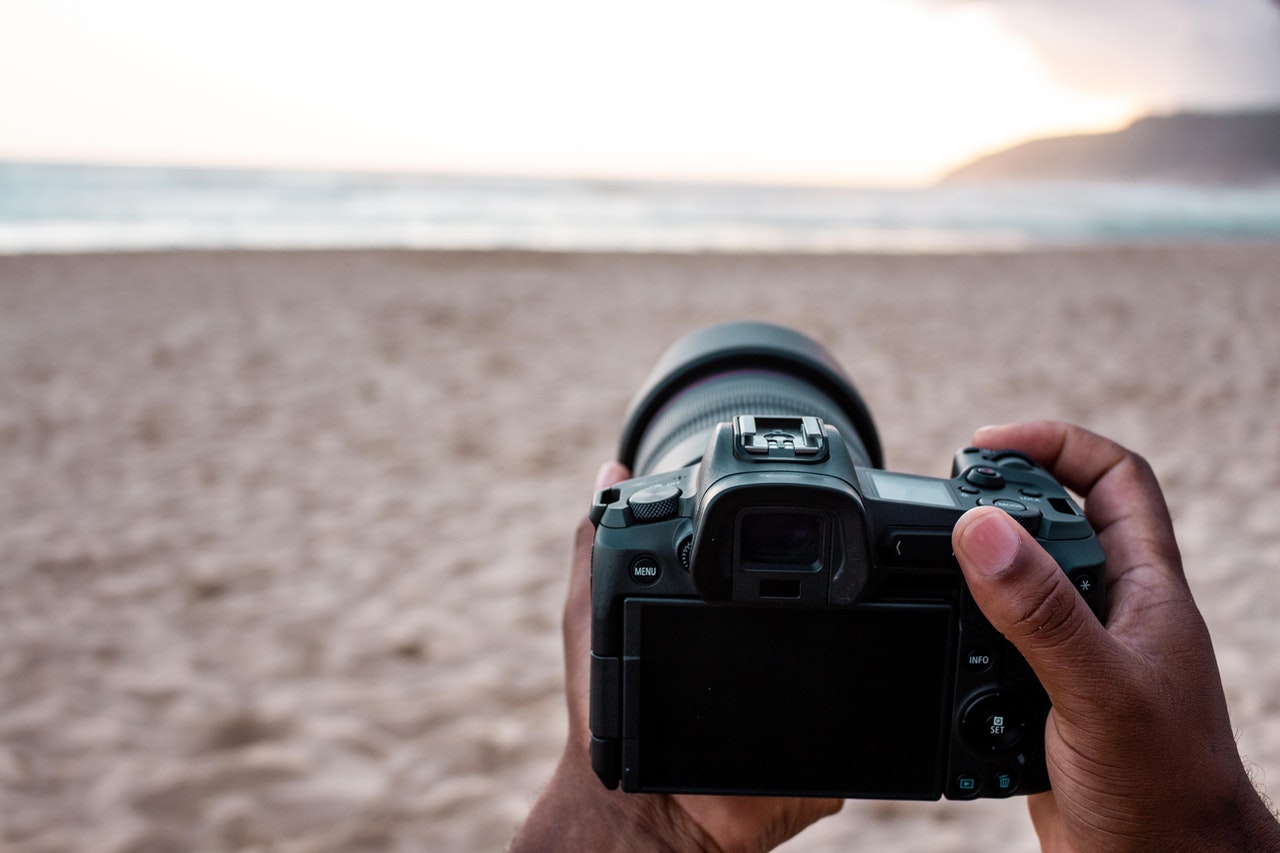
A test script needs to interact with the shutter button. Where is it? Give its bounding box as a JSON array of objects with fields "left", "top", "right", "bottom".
[{"left": 965, "top": 466, "right": 1005, "bottom": 489}]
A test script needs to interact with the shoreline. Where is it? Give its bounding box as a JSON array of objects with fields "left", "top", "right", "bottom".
[{"left": 4, "top": 235, "right": 1280, "bottom": 259}]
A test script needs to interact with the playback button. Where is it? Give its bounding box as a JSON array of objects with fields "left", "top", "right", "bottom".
[{"left": 953, "top": 773, "right": 981, "bottom": 798}]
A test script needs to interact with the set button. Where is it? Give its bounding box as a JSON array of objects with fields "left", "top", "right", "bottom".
[{"left": 960, "top": 691, "right": 1031, "bottom": 753}]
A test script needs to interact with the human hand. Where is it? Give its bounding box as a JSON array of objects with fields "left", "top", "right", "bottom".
[
  {"left": 951, "top": 421, "right": 1280, "bottom": 852},
  {"left": 511, "top": 462, "right": 841, "bottom": 853}
]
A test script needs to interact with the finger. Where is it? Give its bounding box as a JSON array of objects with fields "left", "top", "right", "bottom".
[
  {"left": 972, "top": 420, "right": 1128, "bottom": 499},
  {"left": 675, "top": 794, "right": 843, "bottom": 853},
  {"left": 952, "top": 506, "right": 1118, "bottom": 712},
  {"left": 1026, "top": 793, "right": 1071, "bottom": 852},
  {"left": 971, "top": 421, "right": 1191, "bottom": 630},
  {"left": 971, "top": 421, "right": 1176, "bottom": 553}
]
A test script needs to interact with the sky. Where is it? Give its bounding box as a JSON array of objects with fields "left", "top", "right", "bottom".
[{"left": 1, "top": 0, "right": 1278, "bottom": 186}]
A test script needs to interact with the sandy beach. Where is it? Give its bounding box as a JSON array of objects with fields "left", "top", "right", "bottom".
[{"left": 2, "top": 245, "right": 1279, "bottom": 852}]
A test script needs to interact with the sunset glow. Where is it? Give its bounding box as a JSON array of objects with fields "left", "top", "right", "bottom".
[{"left": 0, "top": 0, "right": 1222, "bottom": 185}]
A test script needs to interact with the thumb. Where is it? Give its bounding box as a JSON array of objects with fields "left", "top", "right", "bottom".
[{"left": 952, "top": 506, "right": 1111, "bottom": 708}]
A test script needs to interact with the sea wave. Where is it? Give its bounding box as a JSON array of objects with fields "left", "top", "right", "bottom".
[{"left": 2, "top": 162, "right": 1279, "bottom": 254}]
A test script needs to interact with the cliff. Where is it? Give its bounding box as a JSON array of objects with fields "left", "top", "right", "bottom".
[{"left": 942, "top": 110, "right": 1280, "bottom": 185}]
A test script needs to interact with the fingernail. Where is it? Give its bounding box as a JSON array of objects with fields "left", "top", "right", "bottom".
[
  {"left": 958, "top": 509, "right": 1022, "bottom": 577},
  {"left": 594, "top": 462, "right": 617, "bottom": 491},
  {"left": 973, "top": 424, "right": 1007, "bottom": 443}
]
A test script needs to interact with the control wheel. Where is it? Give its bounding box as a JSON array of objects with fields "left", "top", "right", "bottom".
[{"left": 959, "top": 690, "right": 1032, "bottom": 753}]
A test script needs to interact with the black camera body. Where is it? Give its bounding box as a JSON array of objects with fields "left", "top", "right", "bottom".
[{"left": 588, "top": 323, "right": 1106, "bottom": 801}]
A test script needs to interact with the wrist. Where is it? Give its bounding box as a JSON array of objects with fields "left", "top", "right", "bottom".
[
  {"left": 1218, "top": 776, "right": 1280, "bottom": 852},
  {"left": 1174, "top": 766, "right": 1280, "bottom": 853}
]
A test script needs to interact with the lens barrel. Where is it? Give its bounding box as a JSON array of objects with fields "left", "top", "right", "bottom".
[{"left": 619, "top": 322, "right": 882, "bottom": 476}]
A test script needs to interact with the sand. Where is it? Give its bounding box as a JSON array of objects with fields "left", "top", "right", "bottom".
[{"left": 1, "top": 245, "right": 1278, "bottom": 852}]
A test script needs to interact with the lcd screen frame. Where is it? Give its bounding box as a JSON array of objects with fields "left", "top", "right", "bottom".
[{"left": 623, "top": 599, "right": 955, "bottom": 799}]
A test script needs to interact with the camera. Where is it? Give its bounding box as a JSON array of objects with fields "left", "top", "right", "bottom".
[{"left": 588, "top": 322, "right": 1106, "bottom": 800}]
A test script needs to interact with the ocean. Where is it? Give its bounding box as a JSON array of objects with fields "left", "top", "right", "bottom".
[{"left": 2, "top": 161, "right": 1279, "bottom": 254}]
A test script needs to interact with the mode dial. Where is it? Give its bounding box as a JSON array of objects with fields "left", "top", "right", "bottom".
[{"left": 628, "top": 485, "right": 682, "bottom": 522}]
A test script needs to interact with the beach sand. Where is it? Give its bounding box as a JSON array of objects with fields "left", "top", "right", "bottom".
[{"left": 2, "top": 245, "right": 1279, "bottom": 852}]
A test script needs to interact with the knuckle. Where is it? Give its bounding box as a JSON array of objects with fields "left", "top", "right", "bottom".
[
  {"left": 1120, "top": 449, "right": 1160, "bottom": 491},
  {"left": 1005, "top": 571, "right": 1089, "bottom": 650}
]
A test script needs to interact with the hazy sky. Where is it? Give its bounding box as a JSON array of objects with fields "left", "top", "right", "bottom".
[{"left": 2, "top": 0, "right": 1277, "bottom": 185}]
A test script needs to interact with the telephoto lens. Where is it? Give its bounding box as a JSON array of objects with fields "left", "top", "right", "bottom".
[{"left": 618, "top": 322, "right": 883, "bottom": 477}]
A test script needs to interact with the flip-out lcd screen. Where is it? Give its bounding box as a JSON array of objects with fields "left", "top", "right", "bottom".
[{"left": 634, "top": 602, "right": 952, "bottom": 797}]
